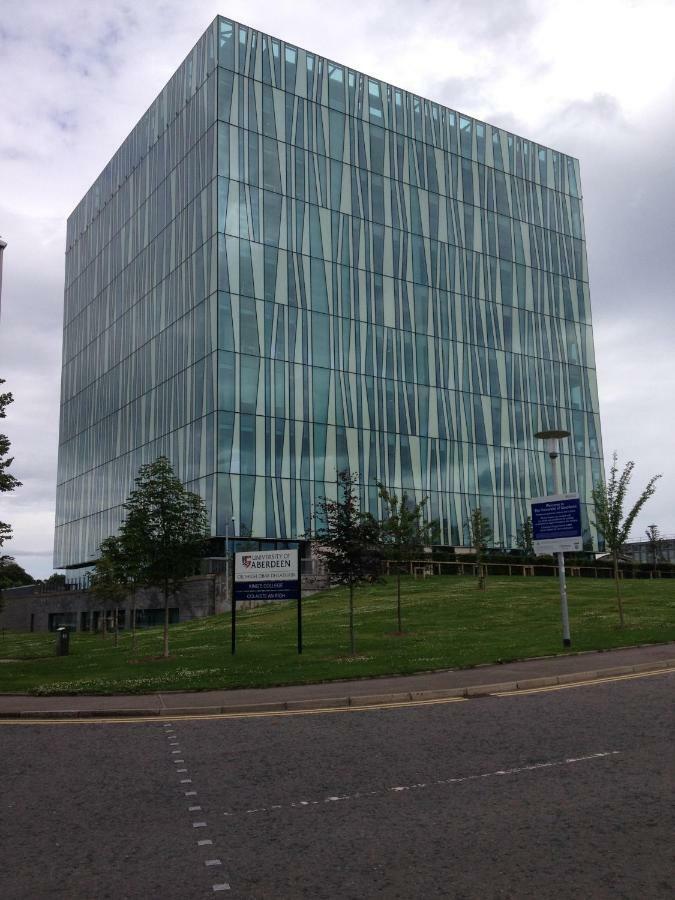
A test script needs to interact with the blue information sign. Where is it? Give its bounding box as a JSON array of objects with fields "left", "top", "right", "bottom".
[{"left": 529, "top": 493, "right": 582, "bottom": 554}]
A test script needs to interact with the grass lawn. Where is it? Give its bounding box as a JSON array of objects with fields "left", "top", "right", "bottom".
[{"left": 1, "top": 575, "right": 674, "bottom": 695}]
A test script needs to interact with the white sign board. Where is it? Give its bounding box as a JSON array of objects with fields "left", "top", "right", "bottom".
[
  {"left": 234, "top": 549, "right": 299, "bottom": 583},
  {"left": 529, "top": 493, "right": 583, "bottom": 555}
]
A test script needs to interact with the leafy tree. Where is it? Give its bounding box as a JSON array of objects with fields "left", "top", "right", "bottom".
[
  {"left": 516, "top": 516, "right": 535, "bottom": 558},
  {"left": 377, "top": 483, "right": 438, "bottom": 632},
  {"left": 592, "top": 453, "right": 661, "bottom": 627},
  {"left": 120, "top": 456, "right": 208, "bottom": 657},
  {"left": 315, "top": 470, "right": 382, "bottom": 654},
  {"left": 93, "top": 524, "right": 149, "bottom": 651},
  {"left": 0, "top": 379, "right": 21, "bottom": 551},
  {"left": 42, "top": 573, "right": 67, "bottom": 590},
  {"left": 0, "top": 556, "right": 34, "bottom": 589},
  {"left": 469, "top": 508, "right": 492, "bottom": 591},
  {"left": 645, "top": 524, "right": 664, "bottom": 571},
  {"left": 90, "top": 537, "right": 128, "bottom": 646}
]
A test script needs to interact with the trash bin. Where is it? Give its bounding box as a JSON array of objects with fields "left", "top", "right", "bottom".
[{"left": 55, "top": 626, "right": 70, "bottom": 656}]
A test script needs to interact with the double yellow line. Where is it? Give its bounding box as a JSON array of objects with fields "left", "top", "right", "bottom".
[
  {"left": 1, "top": 666, "right": 672, "bottom": 726},
  {"left": 1, "top": 695, "right": 468, "bottom": 726},
  {"left": 494, "top": 665, "right": 675, "bottom": 696}
]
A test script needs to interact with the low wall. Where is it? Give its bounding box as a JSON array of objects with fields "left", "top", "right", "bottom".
[
  {"left": 0, "top": 575, "right": 225, "bottom": 633},
  {"left": 0, "top": 570, "right": 331, "bottom": 632}
]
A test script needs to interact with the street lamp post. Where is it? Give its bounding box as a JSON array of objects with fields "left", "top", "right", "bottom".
[{"left": 535, "top": 429, "right": 572, "bottom": 648}]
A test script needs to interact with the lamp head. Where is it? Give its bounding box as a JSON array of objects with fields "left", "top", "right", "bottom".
[
  {"left": 534, "top": 429, "right": 570, "bottom": 459},
  {"left": 534, "top": 430, "right": 571, "bottom": 440}
]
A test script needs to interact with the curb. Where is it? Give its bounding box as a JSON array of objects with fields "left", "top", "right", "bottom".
[{"left": 4, "top": 658, "right": 674, "bottom": 720}]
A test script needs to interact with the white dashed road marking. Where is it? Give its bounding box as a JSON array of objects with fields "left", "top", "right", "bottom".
[
  {"left": 221, "top": 751, "right": 620, "bottom": 819},
  {"left": 165, "top": 725, "right": 232, "bottom": 894}
]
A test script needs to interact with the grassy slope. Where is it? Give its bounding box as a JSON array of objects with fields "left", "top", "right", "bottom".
[{"left": 1, "top": 575, "right": 673, "bottom": 695}]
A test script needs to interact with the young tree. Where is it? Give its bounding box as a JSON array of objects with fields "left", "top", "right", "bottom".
[
  {"left": 114, "top": 529, "right": 146, "bottom": 651},
  {"left": 120, "top": 456, "right": 208, "bottom": 657},
  {"left": 90, "top": 537, "right": 128, "bottom": 647},
  {"left": 469, "top": 508, "right": 492, "bottom": 591},
  {"left": 377, "top": 483, "right": 438, "bottom": 632},
  {"left": 592, "top": 453, "right": 661, "bottom": 627},
  {"left": 645, "top": 524, "right": 664, "bottom": 572},
  {"left": 516, "top": 516, "right": 535, "bottom": 558},
  {"left": 314, "top": 470, "right": 382, "bottom": 654},
  {"left": 0, "top": 379, "right": 21, "bottom": 551}
]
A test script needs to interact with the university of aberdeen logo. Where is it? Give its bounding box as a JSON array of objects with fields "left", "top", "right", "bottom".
[{"left": 243, "top": 555, "right": 252, "bottom": 569}]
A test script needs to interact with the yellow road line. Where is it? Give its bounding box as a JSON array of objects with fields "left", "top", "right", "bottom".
[
  {"left": 0, "top": 695, "right": 468, "bottom": 726},
  {"left": 495, "top": 666, "right": 675, "bottom": 697},
  {"left": 1, "top": 666, "right": 672, "bottom": 726}
]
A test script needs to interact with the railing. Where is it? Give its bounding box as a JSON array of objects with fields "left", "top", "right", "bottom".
[
  {"left": 0, "top": 578, "right": 90, "bottom": 598},
  {"left": 384, "top": 560, "right": 675, "bottom": 579}
]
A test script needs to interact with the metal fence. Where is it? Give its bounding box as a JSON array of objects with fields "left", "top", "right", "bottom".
[{"left": 386, "top": 559, "right": 675, "bottom": 580}]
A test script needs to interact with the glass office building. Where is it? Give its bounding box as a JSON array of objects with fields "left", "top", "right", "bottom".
[{"left": 54, "top": 16, "right": 603, "bottom": 569}]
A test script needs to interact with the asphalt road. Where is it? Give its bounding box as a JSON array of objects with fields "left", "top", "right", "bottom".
[{"left": 1, "top": 673, "right": 673, "bottom": 899}]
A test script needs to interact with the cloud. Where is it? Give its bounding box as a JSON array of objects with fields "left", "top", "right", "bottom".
[
  {"left": 556, "top": 93, "right": 625, "bottom": 127},
  {"left": 1, "top": 0, "right": 674, "bottom": 580}
]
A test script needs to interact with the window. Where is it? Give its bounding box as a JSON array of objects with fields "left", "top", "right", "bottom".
[
  {"left": 328, "top": 64, "right": 345, "bottom": 111},
  {"left": 368, "top": 79, "right": 383, "bottom": 120}
]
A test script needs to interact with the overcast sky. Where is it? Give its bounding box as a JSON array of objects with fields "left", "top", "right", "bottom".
[{"left": 1, "top": 0, "right": 674, "bottom": 579}]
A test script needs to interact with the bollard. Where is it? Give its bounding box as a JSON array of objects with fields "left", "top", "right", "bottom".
[{"left": 55, "top": 626, "right": 70, "bottom": 656}]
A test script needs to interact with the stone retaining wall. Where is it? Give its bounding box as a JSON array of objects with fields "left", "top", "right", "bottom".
[{"left": 0, "top": 570, "right": 331, "bottom": 632}]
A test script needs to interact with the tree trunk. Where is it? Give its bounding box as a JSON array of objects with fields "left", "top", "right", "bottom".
[
  {"left": 396, "top": 570, "right": 402, "bottom": 633},
  {"left": 348, "top": 584, "right": 355, "bottom": 655},
  {"left": 102, "top": 608, "right": 107, "bottom": 640},
  {"left": 113, "top": 606, "right": 119, "bottom": 648},
  {"left": 163, "top": 576, "right": 170, "bottom": 658},
  {"left": 613, "top": 552, "right": 625, "bottom": 627}
]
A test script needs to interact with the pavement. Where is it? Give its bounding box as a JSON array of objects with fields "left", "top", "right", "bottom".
[{"left": 1, "top": 640, "right": 674, "bottom": 719}]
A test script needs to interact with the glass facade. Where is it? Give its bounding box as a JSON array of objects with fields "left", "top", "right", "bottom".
[{"left": 54, "top": 17, "right": 603, "bottom": 569}]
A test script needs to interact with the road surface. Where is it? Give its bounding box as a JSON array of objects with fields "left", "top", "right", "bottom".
[{"left": 1, "top": 671, "right": 673, "bottom": 898}]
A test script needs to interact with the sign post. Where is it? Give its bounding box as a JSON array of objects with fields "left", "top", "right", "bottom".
[
  {"left": 232, "top": 549, "right": 302, "bottom": 654},
  {"left": 231, "top": 562, "right": 236, "bottom": 655},
  {"left": 533, "top": 429, "right": 579, "bottom": 649},
  {"left": 530, "top": 493, "right": 582, "bottom": 647},
  {"left": 297, "top": 588, "right": 303, "bottom": 655}
]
